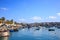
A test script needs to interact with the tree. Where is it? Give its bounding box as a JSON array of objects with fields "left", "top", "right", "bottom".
[
  {"left": 1, "top": 17, "right": 5, "bottom": 21},
  {"left": 10, "top": 19, "right": 13, "bottom": 23}
]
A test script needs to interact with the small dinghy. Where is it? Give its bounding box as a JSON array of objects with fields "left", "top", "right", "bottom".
[{"left": 48, "top": 29, "right": 55, "bottom": 31}]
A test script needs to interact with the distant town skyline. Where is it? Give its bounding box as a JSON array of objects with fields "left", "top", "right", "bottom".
[{"left": 0, "top": 0, "right": 60, "bottom": 23}]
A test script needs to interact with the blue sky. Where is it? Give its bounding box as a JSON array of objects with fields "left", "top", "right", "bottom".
[{"left": 0, "top": 0, "right": 60, "bottom": 23}]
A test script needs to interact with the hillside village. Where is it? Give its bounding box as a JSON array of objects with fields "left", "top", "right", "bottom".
[{"left": 0, "top": 17, "right": 60, "bottom": 28}]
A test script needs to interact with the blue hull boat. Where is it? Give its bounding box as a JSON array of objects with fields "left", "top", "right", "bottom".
[{"left": 9, "top": 30, "right": 14, "bottom": 32}]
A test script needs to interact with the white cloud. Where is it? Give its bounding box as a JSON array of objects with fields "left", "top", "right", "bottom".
[
  {"left": 19, "top": 18, "right": 26, "bottom": 22},
  {"left": 57, "top": 13, "right": 60, "bottom": 16},
  {"left": 30, "top": 16, "right": 42, "bottom": 21},
  {"left": 0, "top": 8, "right": 8, "bottom": 11},
  {"left": 48, "top": 16, "right": 56, "bottom": 19}
]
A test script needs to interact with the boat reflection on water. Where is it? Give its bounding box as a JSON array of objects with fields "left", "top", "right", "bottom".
[{"left": 0, "top": 37, "right": 9, "bottom": 40}]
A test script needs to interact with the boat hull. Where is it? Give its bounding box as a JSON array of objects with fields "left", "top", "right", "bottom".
[{"left": 1, "top": 31, "right": 10, "bottom": 37}]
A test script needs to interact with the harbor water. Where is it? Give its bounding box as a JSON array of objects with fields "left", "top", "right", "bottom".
[{"left": 0, "top": 27, "right": 60, "bottom": 40}]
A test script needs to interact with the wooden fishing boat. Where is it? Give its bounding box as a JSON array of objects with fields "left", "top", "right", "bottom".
[{"left": 1, "top": 30, "right": 10, "bottom": 37}]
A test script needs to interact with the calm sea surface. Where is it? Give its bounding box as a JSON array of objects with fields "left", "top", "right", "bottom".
[{"left": 0, "top": 27, "right": 60, "bottom": 40}]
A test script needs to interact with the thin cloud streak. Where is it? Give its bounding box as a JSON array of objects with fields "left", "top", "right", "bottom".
[
  {"left": 48, "top": 16, "right": 57, "bottom": 19},
  {"left": 30, "top": 16, "right": 42, "bottom": 21},
  {"left": 57, "top": 13, "right": 60, "bottom": 16},
  {"left": 0, "top": 8, "right": 8, "bottom": 11}
]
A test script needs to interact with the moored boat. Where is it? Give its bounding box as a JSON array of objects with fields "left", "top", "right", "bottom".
[
  {"left": 48, "top": 29, "right": 55, "bottom": 31},
  {"left": 1, "top": 30, "right": 10, "bottom": 37},
  {"left": 9, "top": 30, "right": 14, "bottom": 32},
  {"left": 0, "top": 23, "right": 10, "bottom": 37},
  {"left": 14, "top": 29, "right": 18, "bottom": 32}
]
